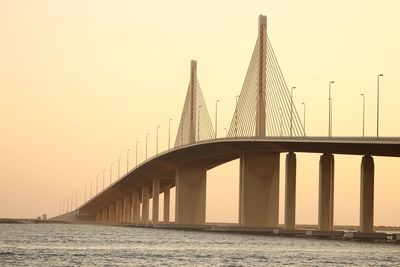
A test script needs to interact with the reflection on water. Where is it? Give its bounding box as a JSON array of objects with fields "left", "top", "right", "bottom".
[{"left": 0, "top": 223, "right": 399, "bottom": 266}]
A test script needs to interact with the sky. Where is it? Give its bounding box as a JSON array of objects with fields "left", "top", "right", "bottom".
[{"left": 0, "top": 0, "right": 399, "bottom": 227}]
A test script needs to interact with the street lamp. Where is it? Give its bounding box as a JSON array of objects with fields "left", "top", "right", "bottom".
[
  {"left": 215, "top": 100, "right": 220, "bottom": 138},
  {"left": 127, "top": 149, "right": 130, "bottom": 174},
  {"left": 198, "top": 105, "right": 202, "bottom": 141},
  {"left": 109, "top": 163, "right": 113, "bottom": 185},
  {"left": 361, "top": 93, "right": 365, "bottom": 137},
  {"left": 377, "top": 74, "right": 384, "bottom": 137},
  {"left": 90, "top": 179, "right": 92, "bottom": 198},
  {"left": 75, "top": 189, "right": 78, "bottom": 209},
  {"left": 328, "top": 81, "right": 335, "bottom": 137},
  {"left": 102, "top": 169, "right": 106, "bottom": 190},
  {"left": 168, "top": 119, "right": 172, "bottom": 149},
  {"left": 290, "top": 86, "right": 296, "bottom": 137},
  {"left": 96, "top": 174, "right": 99, "bottom": 194},
  {"left": 118, "top": 156, "right": 121, "bottom": 179},
  {"left": 136, "top": 141, "right": 139, "bottom": 166},
  {"left": 235, "top": 95, "right": 240, "bottom": 137},
  {"left": 84, "top": 184, "right": 87, "bottom": 202},
  {"left": 156, "top": 126, "right": 160, "bottom": 154},
  {"left": 145, "top": 133, "right": 149, "bottom": 160},
  {"left": 301, "top": 102, "right": 306, "bottom": 136}
]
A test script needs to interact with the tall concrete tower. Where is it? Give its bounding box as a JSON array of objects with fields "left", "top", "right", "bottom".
[
  {"left": 189, "top": 60, "right": 197, "bottom": 143},
  {"left": 255, "top": 15, "right": 267, "bottom": 137}
]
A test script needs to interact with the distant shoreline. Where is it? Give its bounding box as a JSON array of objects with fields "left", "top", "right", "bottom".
[{"left": 1, "top": 218, "right": 399, "bottom": 232}]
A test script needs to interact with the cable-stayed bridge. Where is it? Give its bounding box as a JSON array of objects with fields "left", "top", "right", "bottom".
[{"left": 52, "top": 15, "right": 400, "bottom": 237}]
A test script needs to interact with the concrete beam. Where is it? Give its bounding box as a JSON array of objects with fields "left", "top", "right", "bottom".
[
  {"left": 152, "top": 178, "right": 160, "bottom": 224},
  {"left": 239, "top": 152, "right": 280, "bottom": 227},
  {"left": 142, "top": 185, "right": 150, "bottom": 224},
  {"left": 318, "top": 153, "right": 334, "bottom": 231},
  {"left": 175, "top": 165, "right": 206, "bottom": 225},
  {"left": 360, "top": 155, "right": 374, "bottom": 233},
  {"left": 163, "top": 185, "right": 170, "bottom": 223},
  {"left": 132, "top": 190, "right": 140, "bottom": 224},
  {"left": 284, "top": 152, "right": 296, "bottom": 229}
]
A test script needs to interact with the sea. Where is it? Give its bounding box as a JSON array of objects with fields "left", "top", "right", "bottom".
[{"left": 0, "top": 223, "right": 399, "bottom": 266}]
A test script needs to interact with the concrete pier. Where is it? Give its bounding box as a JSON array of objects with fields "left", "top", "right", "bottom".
[
  {"left": 175, "top": 166, "right": 206, "bottom": 225},
  {"left": 123, "top": 194, "right": 131, "bottom": 223},
  {"left": 142, "top": 185, "right": 150, "bottom": 224},
  {"left": 239, "top": 152, "right": 280, "bottom": 227},
  {"left": 132, "top": 190, "right": 140, "bottom": 223},
  {"left": 360, "top": 155, "right": 374, "bottom": 233},
  {"left": 318, "top": 153, "right": 334, "bottom": 231},
  {"left": 108, "top": 203, "right": 115, "bottom": 222},
  {"left": 152, "top": 179, "right": 160, "bottom": 224},
  {"left": 163, "top": 185, "right": 170, "bottom": 223},
  {"left": 285, "top": 152, "right": 296, "bottom": 229},
  {"left": 102, "top": 208, "right": 108, "bottom": 221},
  {"left": 116, "top": 199, "right": 123, "bottom": 223}
]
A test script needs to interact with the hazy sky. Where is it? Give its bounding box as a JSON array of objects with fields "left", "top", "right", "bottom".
[{"left": 0, "top": 0, "right": 399, "bottom": 226}]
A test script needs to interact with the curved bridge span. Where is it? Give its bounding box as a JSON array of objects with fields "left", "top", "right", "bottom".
[{"left": 77, "top": 137, "right": 400, "bottom": 233}]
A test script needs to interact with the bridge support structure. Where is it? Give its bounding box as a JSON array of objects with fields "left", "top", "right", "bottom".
[
  {"left": 360, "top": 155, "right": 374, "bottom": 233},
  {"left": 102, "top": 207, "right": 108, "bottom": 221},
  {"left": 175, "top": 165, "right": 206, "bottom": 225},
  {"left": 142, "top": 185, "right": 150, "bottom": 224},
  {"left": 318, "top": 153, "right": 335, "bottom": 231},
  {"left": 116, "top": 199, "right": 123, "bottom": 223},
  {"left": 152, "top": 179, "right": 160, "bottom": 224},
  {"left": 123, "top": 194, "right": 131, "bottom": 223},
  {"left": 239, "top": 152, "right": 280, "bottom": 227},
  {"left": 132, "top": 190, "right": 140, "bottom": 224},
  {"left": 163, "top": 185, "right": 170, "bottom": 223},
  {"left": 108, "top": 203, "right": 115, "bottom": 222},
  {"left": 284, "top": 152, "right": 296, "bottom": 229}
]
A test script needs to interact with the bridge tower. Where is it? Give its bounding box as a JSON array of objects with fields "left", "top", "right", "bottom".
[
  {"left": 256, "top": 15, "right": 266, "bottom": 137},
  {"left": 189, "top": 60, "right": 197, "bottom": 143}
]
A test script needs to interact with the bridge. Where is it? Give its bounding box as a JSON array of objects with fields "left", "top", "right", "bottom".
[{"left": 54, "top": 15, "right": 400, "bottom": 235}]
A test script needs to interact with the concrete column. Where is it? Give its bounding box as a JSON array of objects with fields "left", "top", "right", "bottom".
[
  {"left": 284, "top": 152, "right": 296, "bottom": 229},
  {"left": 239, "top": 152, "right": 280, "bottom": 227},
  {"left": 102, "top": 208, "right": 108, "bottom": 221},
  {"left": 131, "top": 190, "right": 140, "bottom": 224},
  {"left": 116, "top": 199, "right": 123, "bottom": 223},
  {"left": 163, "top": 185, "right": 170, "bottom": 223},
  {"left": 96, "top": 211, "right": 101, "bottom": 221},
  {"left": 123, "top": 194, "right": 132, "bottom": 223},
  {"left": 175, "top": 165, "right": 206, "bottom": 225},
  {"left": 360, "top": 155, "right": 374, "bottom": 233},
  {"left": 142, "top": 185, "right": 150, "bottom": 224},
  {"left": 318, "top": 153, "right": 335, "bottom": 231},
  {"left": 108, "top": 203, "right": 115, "bottom": 222},
  {"left": 152, "top": 179, "right": 160, "bottom": 224}
]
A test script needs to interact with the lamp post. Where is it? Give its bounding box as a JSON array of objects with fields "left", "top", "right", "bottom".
[
  {"left": 75, "top": 189, "right": 78, "bottom": 209},
  {"left": 63, "top": 200, "right": 65, "bottom": 214},
  {"left": 215, "top": 100, "right": 220, "bottom": 138},
  {"left": 96, "top": 174, "right": 99, "bottom": 194},
  {"left": 156, "top": 126, "right": 160, "bottom": 154},
  {"left": 168, "top": 119, "right": 172, "bottom": 149},
  {"left": 84, "top": 184, "right": 87, "bottom": 203},
  {"left": 377, "top": 74, "right": 384, "bottom": 137},
  {"left": 109, "top": 163, "right": 113, "bottom": 185},
  {"left": 235, "top": 95, "right": 240, "bottom": 137},
  {"left": 301, "top": 102, "right": 306, "bottom": 136},
  {"left": 71, "top": 193, "right": 73, "bottom": 211},
  {"left": 102, "top": 169, "right": 105, "bottom": 190},
  {"left": 198, "top": 105, "right": 202, "bottom": 141},
  {"left": 118, "top": 156, "right": 121, "bottom": 179},
  {"left": 127, "top": 149, "right": 130, "bottom": 174},
  {"left": 136, "top": 141, "right": 139, "bottom": 166},
  {"left": 290, "top": 86, "right": 296, "bottom": 137},
  {"left": 361, "top": 93, "right": 365, "bottom": 137},
  {"left": 90, "top": 179, "right": 92, "bottom": 198},
  {"left": 328, "top": 81, "right": 335, "bottom": 137},
  {"left": 145, "top": 133, "right": 149, "bottom": 160}
]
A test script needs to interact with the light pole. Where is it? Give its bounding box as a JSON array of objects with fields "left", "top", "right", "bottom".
[
  {"left": 102, "top": 169, "right": 106, "bottom": 190},
  {"left": 279, "top": 107, "right": 283, "bottom": 137},
  {"left": 168, "top": 119, "right": 172, "bottom": 149},
  {"left": 156, "top": 125, "right": 160, "bottom": 154},
  {"left": 96, "top": 174, "right": 99, "bottom": 194},
  {"left": 84, "top": 184, "right": 87, "bottom": 202},
  {"left": 198, "top": 105, "right": 202, "bottom": 141},
  {"left": 75, "top": 189, "right": 78, "bottom": 209},
  {"left": 328, "top": 81, "right": 335, "bottom": 137},
  {"left": 127, "top": 149, "right": 130, "bottom": 174},
  {"left": 377, "top": 74, "right": 384, "bottom": 137},
  {"left": 136, "top": 141, "right": 139, "bottom": 166},
  {"left": 66, "top": 198, "right": 69, "bottom": 213},
  {"left": 235, "top": 95, "right": 240, "bottom": 137},
  {"left": 63, "top": 200, "right": 65, "bottom": 214},
  {"left": 290, "top": 86, "right": 296, "bottom": 137},
  {"left": 145, "top": 133, "right": 149, "bottom": 160},
  {"left": 301, "top": 102, "right": 306, "bottom": 136},
  {"left": 71, "top": 194, "right": 73, "bottom": 211},
  {"left": 361, "top": 93, "right": 365, "bottom": 137},
  {"left": 109, "top": 163, "right": 113, "bottom": 185},
  {"left": 90, "top": 179, "right": 92, "bottom": 198},
  {"left": 215, "top": 100, "right": 220, "bottom": 138},
  {"left": 118, "top": 156, "right": 121, "bottom": 179}
]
